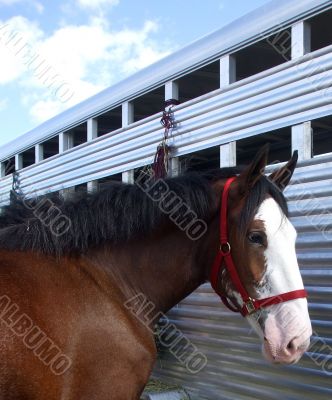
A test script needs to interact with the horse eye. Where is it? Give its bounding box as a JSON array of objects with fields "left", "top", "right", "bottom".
[{"left": 247, "top": 232, "right": 264, "bottom": 246}]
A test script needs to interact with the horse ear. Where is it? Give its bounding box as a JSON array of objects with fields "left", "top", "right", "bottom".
[
  {"left": 269, "top": 150, "right": 298, "bottom": 191},
  {"left": 238, "top": 144, "right": 269, "bottom": 194}
]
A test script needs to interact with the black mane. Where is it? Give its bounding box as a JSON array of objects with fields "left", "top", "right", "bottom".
[{"left": 0, "top": 167, "right": 287, "bottom": 256}]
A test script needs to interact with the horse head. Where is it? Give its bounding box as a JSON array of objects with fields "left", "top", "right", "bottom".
[{"left": 211, "top": 146, "right": 312, "bottom": 364}]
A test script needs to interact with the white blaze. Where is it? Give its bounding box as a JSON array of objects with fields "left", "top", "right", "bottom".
[
  {"left": 255, "top": 198, "right": 302, "bottom": 297},
  {"left": 247, "top": 198, "right": 312, "bottom": 363}
]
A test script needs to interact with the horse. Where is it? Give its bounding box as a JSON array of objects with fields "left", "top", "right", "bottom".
[{"left": 0, "top": 145, "right": 312, "bottom": 399}]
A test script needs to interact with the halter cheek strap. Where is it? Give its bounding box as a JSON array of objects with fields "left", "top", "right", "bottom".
[{"left": 210, "top": 177, "right": 307, "bottom": 317}]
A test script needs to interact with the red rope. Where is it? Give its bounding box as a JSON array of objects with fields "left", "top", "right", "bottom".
[
  {"left": 152, "top": 144, "right": 169, "bottom": 179},
  {"left": 152, "top": 104, "right": 177, "bottom": 179}
]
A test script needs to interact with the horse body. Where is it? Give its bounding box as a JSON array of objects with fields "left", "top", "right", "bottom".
[
  {"left": 0, "top": 249, "right": 156, "bottom": 399},
  {"left": 0, "top": 228, "right": 212, "bottom": 399},
  {"left": 0, "top": 146, "right": 312, "bottom": 399}
]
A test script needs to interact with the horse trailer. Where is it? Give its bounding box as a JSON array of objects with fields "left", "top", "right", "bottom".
[{"left": 1, "top": 0, "right": 332, "bottom": 398}]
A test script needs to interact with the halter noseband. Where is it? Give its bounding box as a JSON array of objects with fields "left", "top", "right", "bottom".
[{"left": 210, "top": 177, "right": 307, "bottom": 317}]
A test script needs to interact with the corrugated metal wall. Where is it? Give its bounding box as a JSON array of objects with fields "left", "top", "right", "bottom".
[
  {"left": 1, "top": 44, "right": 332, "bottom": 204},
  {"left": 153, "top": 155, "right": 332, "bottom": 399}
]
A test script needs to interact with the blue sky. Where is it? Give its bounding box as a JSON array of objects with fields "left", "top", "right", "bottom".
[{"left": 0, "top": 0, "right": 271, "bottom": 148}]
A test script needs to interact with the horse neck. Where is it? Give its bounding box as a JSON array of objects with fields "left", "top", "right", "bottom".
[{"left": 85, "top": 227, "right": 217, "bottom": 316}]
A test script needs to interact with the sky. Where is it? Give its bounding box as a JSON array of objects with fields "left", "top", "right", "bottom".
[{"left": 0, "top": 0, "right": 271, "bottom": 148}]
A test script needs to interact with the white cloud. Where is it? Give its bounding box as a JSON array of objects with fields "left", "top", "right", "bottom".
[
  {"left": 0, "top": 16, "right": 44, "bottom": 84},
  {"left": 76, "top": 0, "right": 119, "bottom": 10},
  {"left": 29, "top": 98, "right": 65, "bottom": 122},
  {"left": 0, "top": 15, "right": 171, "bottom": 124}
]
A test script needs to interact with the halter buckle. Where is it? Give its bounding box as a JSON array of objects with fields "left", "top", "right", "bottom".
[
  {"left": 220, "top": 242, "right": 231, "bottom": 256},
  {"left": 244, "top": 298, "right": 256, "bottom": 315}
]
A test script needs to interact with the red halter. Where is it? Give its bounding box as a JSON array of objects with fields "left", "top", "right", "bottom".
[{"left": 210, "top": 177, "right": 307, "bottom": 317}]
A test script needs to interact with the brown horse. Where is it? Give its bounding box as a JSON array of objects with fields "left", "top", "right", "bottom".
[{"left": 0, "top": 146, "right": 311, "bottom": 399}]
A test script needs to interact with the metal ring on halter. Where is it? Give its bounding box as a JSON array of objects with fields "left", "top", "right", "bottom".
[
  {"left": 220, "top": 242, "right": 231, "bottom": 256},
  {"left": 244, "top": 298, "right": 256, "bottom": 315}
]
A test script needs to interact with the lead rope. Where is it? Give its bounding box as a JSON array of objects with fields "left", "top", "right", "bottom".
[{"left": 152, "top": 99, "right": 179, "bottom": 179}]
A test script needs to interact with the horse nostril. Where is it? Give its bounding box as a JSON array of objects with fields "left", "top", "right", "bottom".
[{"left": 286, "top": 338, "right": 298, "bottom": 353}]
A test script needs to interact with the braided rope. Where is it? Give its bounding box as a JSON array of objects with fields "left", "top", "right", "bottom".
[{"left": 152, "top": 101, "right": 178, "bottom": 179}]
